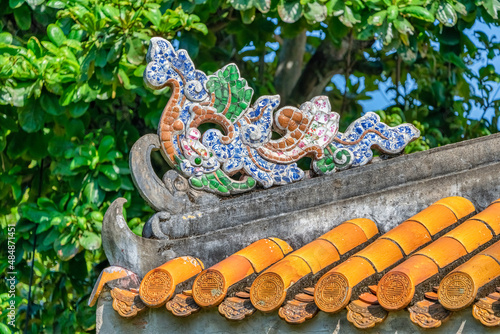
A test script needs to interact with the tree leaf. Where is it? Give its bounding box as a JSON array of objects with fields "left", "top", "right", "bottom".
[
  {"left": 436, "top": 2, "right": 457, "bottom": 26},
  {"left": 27, "top": 36, "right": 43, "bottom": 57},
  {"left": 400, "top": 6, "right": 435, "bottom": 22},
  {"left": 191, "top": 22, "right": 208, "bottom": 35},
  {"left": 59, "top": 83, "right": 79, "bottom": 106},
  {"left": 68, "top": 101, "right": 89, "bottom": 118},
  {"left": 481, "top": 0, "right": 500, "bottom": 19},
  {"left": 14, "top": 5, "right": 31, "bottom": 30},
  {"left": 9, "top": 0, "right": 25, "bottom": 9},
  {"left": 98, "top": 135, "right": 115, "bottom": 157},
  {"left": 451, "top": 1, "right": 467, "bottom": 16},
  {"left": 229, "top": 0, "right": 254, "bottom": 11},
  {"left": 41, "top": 94, "right": 64, "bottom": 116},
  {"left": 19, "top": 105, "right": 44, "bottom": 133},
  {"left": 83, "top": 179, "right": 105, "bottom": 205},
  {"left": 99, "top": 164, "right": 119, "bottom": 180},
  {"left": 387, "top": 5, "right": 399, "bottom": 21},
  {"left": 368, "top": 10, "right": 387, "bottom": 26},
  {"left": 278, "top": 1, "right": 303, "bottom": 23},
  {"left": 107, "top": 39, "right": 123, "bottom": 64},
  {"left": 254, "top": 0, "right": 271, "bottom": 13},
  {"left": 125, "top": 38, "right": 144, "bottom": 65},
  {"left": 97, "top": 174, "right": 121, "bottom": 191},
  {"left": 0, "top": 32, "right": 13, "bottom": 44},
  {"left": 46, "top": 0, "right": 65, "bottom": 8},
  {"left": 304, "top": 2, "right": 327, "bottom": 23},
  {"left": 241, "top": 8, "right": 256, "bottom": 24},
  {"left": 79, "top": 231, "right": 101, "bottom": 250},
  {"left": 54, "top": 238, "right": 80, "bottom": 261},
  {"left": 47, "top": 24, "right": 67, "bottom": 47},
  {"left": 394, "top": 17, "right": 414, "bottom": 35}
]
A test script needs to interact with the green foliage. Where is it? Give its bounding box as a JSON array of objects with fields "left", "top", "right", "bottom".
[
  {"left": 0, "top": 0, "right": 205, "bottom": 332},
  {"left": 0, "top": 0, "right": 499, "bottom": 332}
]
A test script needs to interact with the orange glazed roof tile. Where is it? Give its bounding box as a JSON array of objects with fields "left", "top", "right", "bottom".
[
  {"left": 377, "top": 198, "right": 500, "bottom": 312},
  {"left": 93, "top": 195, "right": 500, "bottom": 331}
]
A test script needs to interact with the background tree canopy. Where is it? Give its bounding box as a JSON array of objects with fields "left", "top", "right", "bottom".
[{"left": 0, "top": 0, "right": 499, "bottom": 332}]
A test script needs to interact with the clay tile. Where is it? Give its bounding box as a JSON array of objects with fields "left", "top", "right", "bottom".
[
  {"left": 319, "top": 219, "right": 376, "bottom": 255},
  {"left": 470, "top": 202, "right": 500, "bottom": 235},
  {"left": 407, "top": 204, "right": 458, "bottom": 236},
  {"left": 250, "top": 220, "right": 375, "bottom": 313},
  {"left": 442, "top": 219, "right": 493, "bottom": 253},
  {"left": 89, "top": 266, "right": 135, "bottom": 307},
  {"left": 193, "top": 238, "right": 292, "bottom": 308},
  {"left": 314, "top": 257, "right": 375, "bottom": 313},
  {"left": 359, "top": 293, "right": 379, "bottom": 305},
  {"left": 425, "top": 291, "right": 438, "bottom": 301},
  {"left": 268, "top": 237, "right": 293, "bottom": 255},
  {"left": 250, "top": 256, "right": 310, "bottom": 313},
  {"left": 166, "top": 293, "right": 200, "bottom": 317},
  {"left": 438, "top": 241, "right": 500, "bottom": 311},
  {"left": 278, "top": 299, "right": 318, "bottom": 324},
  {"left": 414, "top": 237, "right": 468, "bottom": 268},
  {"left": 235, "top": 291, "right": 250, "bottom": 299},
  {"left": 295, "top": 293, "right": 314, "bottom": 303},
  {"left": 218, "top": 296, "right": 255, "bottom": 320},
  {"left": 378, "top": 201, "right": 500, "bottom": 313},
  {"left": 433, "top": 196, "right": 475, "bottom": 220},
  {"left": 377, "top": 255, "right": 439, "bottom": 311},
  {"left": 346, "top": 299, "right": 387, "bottom": 329},
  {"left": 235, "top": 238, "right": 292, "bottom": 272},
  {"left": 355, "top": 238, "right": 404, "bottom": 272},
  {"left": 380, "top": 220, "right": 431, "bottom": 255},
  {"left": 480, "top": 239, "right": 500, "bottom": 262},
  {"left": 342, "top": 218, "right": 379, "bottom": 240},
  {"left": 139, "top": 256, "right": 204, "bottom": 308},
  {"left": 472, "top": 295, "right": 500, "bottom": 326},
  {"left": 291, "top": 240, "right": 340, "bottom": 274},
  {"left": 488, "top": 292, "right": 500, "bottom": 300},
  {"left": 110, "top": 287, "right": 146, "bottom": 318},
  {"left": 408, "top": 298, "right": 451, "bottom": 329}
]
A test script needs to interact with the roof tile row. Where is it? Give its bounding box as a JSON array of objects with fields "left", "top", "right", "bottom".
[{"left": 91, "top": 196, "right": 500, "bottom": 330}]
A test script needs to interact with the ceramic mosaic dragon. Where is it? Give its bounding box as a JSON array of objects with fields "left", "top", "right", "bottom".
[{"left": 144, "top": 37, "right": 420, "bottom": 195}]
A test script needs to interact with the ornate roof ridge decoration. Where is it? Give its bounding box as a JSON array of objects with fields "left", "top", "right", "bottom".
[
  {"left": 472, "top": 288, "right": 500, "bottom": 327},
  {"left": 409, "top": 288, "right": 451, "bottom": 329},
  {"left": 132, "top": 36, "right": 419, "bottom": 211},
  {"left": 278, "top": 288, "right": 318, "bottom": 324},
  {"left": 346, "top": 293, "right": 388, "bottom": 329},
  {"left": 218, "top": 288, "right": 256, "bottom": 321},
  {"left": 166, "top": 290, "right": 201, "bottom": 317}
]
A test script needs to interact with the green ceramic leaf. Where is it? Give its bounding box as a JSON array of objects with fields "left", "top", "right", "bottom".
[{"left": 206, "top": 64, "right": 253, "bottom": 123}]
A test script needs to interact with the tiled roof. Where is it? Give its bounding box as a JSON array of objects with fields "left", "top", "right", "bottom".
[{"left": 91, "top": 196, "right": 500, "bottom": 330}]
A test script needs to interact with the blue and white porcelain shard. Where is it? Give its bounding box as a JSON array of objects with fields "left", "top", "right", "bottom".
[
  {"left": 143, "top": 37, "right": 420, "bottom": 195},
  {"left": 331, "top": 112, "right": 420, "bottom": 167}
]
